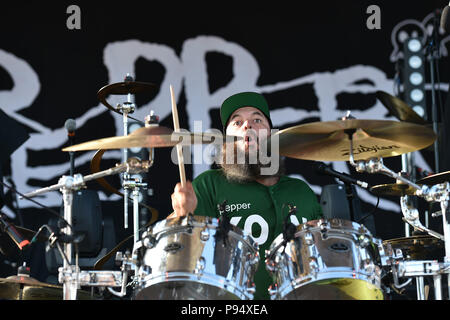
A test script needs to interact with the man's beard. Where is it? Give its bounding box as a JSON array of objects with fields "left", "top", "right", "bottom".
[{"left": 218, "top": 141, "right": 284, "bottom": 184}]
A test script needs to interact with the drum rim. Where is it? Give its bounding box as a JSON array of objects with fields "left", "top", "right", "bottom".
[
  {"left": 134, "top": 271, "right": 255, "bottom": 300},
  {"left": 147, "top": 215, "right": 258, "bottom": 252},
  {"left": 271, "top": 272, "right": 383, "bottom": 300}
]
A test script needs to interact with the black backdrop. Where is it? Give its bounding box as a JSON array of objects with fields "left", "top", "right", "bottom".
[{"left": 1, "top": 1, "right": 449, "bottom": 281}]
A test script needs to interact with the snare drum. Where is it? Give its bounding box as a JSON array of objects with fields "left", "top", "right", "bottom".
[
  {"left": 265, "top": 218, "right": 384, "bottom": 300},
  {"left": 133, "top": 215, "right": 259, "bottom": 300}
]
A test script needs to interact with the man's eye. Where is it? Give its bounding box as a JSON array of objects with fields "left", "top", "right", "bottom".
[
  {"left": 254, "top": 119, "right": 262, "bottom": 123},
  {"left": 233, "top": 121, "right": 242, "bottom": 126}
]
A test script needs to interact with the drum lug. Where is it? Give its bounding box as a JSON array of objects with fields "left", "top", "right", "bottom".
[
  {"left": 246, "top": 281, "right": 256, "bottom": 295},
  {"left": 143, "top": 235, "right": 157, "bottom": 249},
  {"left": 320, "top": 223, "right": 329, "bottom": 240},
  {"left": 309, "top": 257, "right": 319, "bottom": 277},
  {"left": 358, "top": 235, "right": 371, "bottom": 248},
  {"left": 265, "top": 250, "right": 278, "bottom": 272},
  {"left": 268, "top": 284, "right": 278, "bottom": 297},
  {"left": 200, "top": 229, "right": 210, "bottom": 242},
  {"left": 194, "top": 256, "right": 206, "bottom": 277},
  {"left": 247, "top": 252, "right": 259, "bottom": 266},
  {"left": 304, "top": 232, "right": 314, "bottom": 245}
]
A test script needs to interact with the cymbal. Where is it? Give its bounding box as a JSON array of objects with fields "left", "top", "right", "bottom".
[
  {"left": 273, "top": 119, "right": 436, "bottom": 161},
  {"left": 416, "top": 171, "right": 450, "bottom": 186},
  {"left": 376, "top": 91, "right": 427, "bottom": 125},
  {"left": 0, "top": 275, "right": 93, "bottom": 300},
  {"left": 97, "top": 81, "right": 157, "bottom": 122},
  {"left": 384, "top": 235, "right": 444, "bottom": 260},
  {"left": 63, "top": 126, "right": 232, "bottom": 152},
  {"left": 98, "top": 81, "right": 157, "bottom": 97},
  {"left": 370, "top": 183, "right": 417, "bottom": 197}
]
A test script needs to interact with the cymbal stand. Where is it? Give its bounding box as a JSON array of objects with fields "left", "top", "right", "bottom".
[
  {"left": 116, "top": 74, "right": 136, "bottom": 230},
  {"left": 123, "top": 177, "right": 147, "bottom": 246},
  {"left": 21, "top": 159, "right": 149, "bottom": 300},
  {"left": 401, "top": 152, "right": 416, "bottom": 237},
  {"left": 345, "top": 133, "right": 450, "bottom": 299}
]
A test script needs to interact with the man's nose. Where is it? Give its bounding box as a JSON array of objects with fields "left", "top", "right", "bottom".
[{"left": 242, "top": 120, "right": 251, "bottom": 130}]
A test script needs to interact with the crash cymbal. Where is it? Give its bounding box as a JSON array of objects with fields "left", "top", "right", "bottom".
[
  {"left": 370, "top": 183, "right": 417, "bottom": 197},
  {"left": 376, "top": 91, "right": 427, "bottom": 125},
  {"left": 384, "top": 235, "right": 444, "bottom": 260},
  {"left": 0, "top": 275, "right": 93, "bottom": 300},
  {"left": 273, "top": 119, "right": 436, "bottom": 161},
  {"left": 416, "top": 171, "right": 450, "bottom": 186},
  {"left": 63, "top": 126, "right": 232, "bottom": 152}
]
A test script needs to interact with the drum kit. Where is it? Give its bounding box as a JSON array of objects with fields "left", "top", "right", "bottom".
[{"left": 2, "top": 79, "right": 449, "bottom": 301}]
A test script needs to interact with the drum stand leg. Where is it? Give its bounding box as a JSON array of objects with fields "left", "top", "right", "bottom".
[
  {"left": 433, "top": 274, "right": 442, "bottom": 300},
  {"left": 439, "top": 199, "right": 450, "bottom": 299},
  {"left": 416, "top": 276, "right": 425, "bottom": 300}
]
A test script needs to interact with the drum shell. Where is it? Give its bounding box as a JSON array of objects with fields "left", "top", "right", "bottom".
[
  {"left": 134, "top": 215, "right": 259, "bottom": 300},
  {"left": 266, "top": 218, "right": 384, "bottom": 300}
]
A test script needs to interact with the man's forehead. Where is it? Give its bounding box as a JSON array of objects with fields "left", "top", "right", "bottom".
[{"left": 229, "top": 106, "right": 264, "bottom": 118}]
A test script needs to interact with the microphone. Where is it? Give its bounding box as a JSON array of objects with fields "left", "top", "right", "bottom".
[
  {"left": 0, "top": 214, "right": 30, "bottom": 250},
  {"left": 64, "top": 119, "right": 76, "bottom": 176},
  {"left": 315, "top": 162, "right": 369, "bottom": 189},
  {"left": 441, "top": 2, "right": 450, "bottom": 33},
  {"left": 64, "top": 118, "right": 76, "bottom": 142}
]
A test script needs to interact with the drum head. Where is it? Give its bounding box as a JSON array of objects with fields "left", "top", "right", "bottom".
[
  {"left": 283, "top": 278, "right": 384, "bottom": 300},
  {"left": 134, "top": 276, "right": 243, "bottom": 300}
]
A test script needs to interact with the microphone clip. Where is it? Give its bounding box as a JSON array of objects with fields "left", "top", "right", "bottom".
[
  {"left": 282, "top": 204, "right": 298, "bottom": 243},
  {"left": 215, "top": 200, "right": 231, "bottom": 247}
]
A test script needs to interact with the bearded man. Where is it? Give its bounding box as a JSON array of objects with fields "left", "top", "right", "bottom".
[{"left": 170, "top": 91, "right": 323, "bottom": 300}]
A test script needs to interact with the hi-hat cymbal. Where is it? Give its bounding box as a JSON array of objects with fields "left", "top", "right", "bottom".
[
  {"left": 384, "top": 235, "right": 444, "bottom": 260},
  {"left": 370, "top": 183, "right": 417, "bottom": 197},
  {"left": 0, "top": 275, "right": 93, "bottom": 300},
  {"left": 376, "top": 91, "right": 427, "bottom": 125},
  {"left": 273, "top": 119, "right": 436, "bottom": 161},
  {"left": 63, "top": 126, "right": 235, "bottom": 152},
  {"left": 416, "top": 171, "right": 450, "bottom": 186}
]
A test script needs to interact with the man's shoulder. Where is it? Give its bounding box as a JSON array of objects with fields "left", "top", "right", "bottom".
[{"left": 279, "top": 174, "right": 309, "bottom": 186}]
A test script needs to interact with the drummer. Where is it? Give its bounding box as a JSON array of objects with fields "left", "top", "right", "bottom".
[{"left": 170, "top": 91, "right": 323, "bottom": 300}]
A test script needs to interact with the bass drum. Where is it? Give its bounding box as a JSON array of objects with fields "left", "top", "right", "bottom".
[
  {"left": 266, "top": 218, "right": 385, "bottom": 300},
  {"left": 133, "top": 215, "right": 259, "bottom": 300}
]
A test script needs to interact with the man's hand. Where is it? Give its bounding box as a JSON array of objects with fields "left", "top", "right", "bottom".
[{"left": 168, "top": 181, "right": 198, "bottom": 219}]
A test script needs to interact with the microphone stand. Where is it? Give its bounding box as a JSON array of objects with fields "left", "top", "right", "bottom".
[
  {"left": 426, "top": 11, "right": 442, "bottom": 173},
  {"left": 343, "top": 182, "right": 356, "bottom": 222},
  {"left": 22, "top": 160, "right": 150, "bottom": 299}
]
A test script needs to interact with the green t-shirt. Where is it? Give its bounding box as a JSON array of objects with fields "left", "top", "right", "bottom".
[{"left": 193, "top": 169, "right": 323, "bottom": 300}]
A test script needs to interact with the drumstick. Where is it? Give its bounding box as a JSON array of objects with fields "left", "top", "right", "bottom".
[{"left": 170, "top": 85, "right": 186, "bottom": 188}]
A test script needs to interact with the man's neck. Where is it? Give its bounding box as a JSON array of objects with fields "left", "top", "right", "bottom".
[{"left": 255, "top": 175, "right": 280, "bottom": 186}]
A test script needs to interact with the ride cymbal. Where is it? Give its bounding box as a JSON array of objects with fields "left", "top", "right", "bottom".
[
  {"left": 273, "top": 119, "right": 436, "bottom": 161},
  {"left": 376, "top": 91, "right": 427, "bottom": 125}
]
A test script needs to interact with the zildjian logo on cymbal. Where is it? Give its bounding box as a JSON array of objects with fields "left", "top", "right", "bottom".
[{"left": 340, "top": 144, "right": 401, "bottom": 156}]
